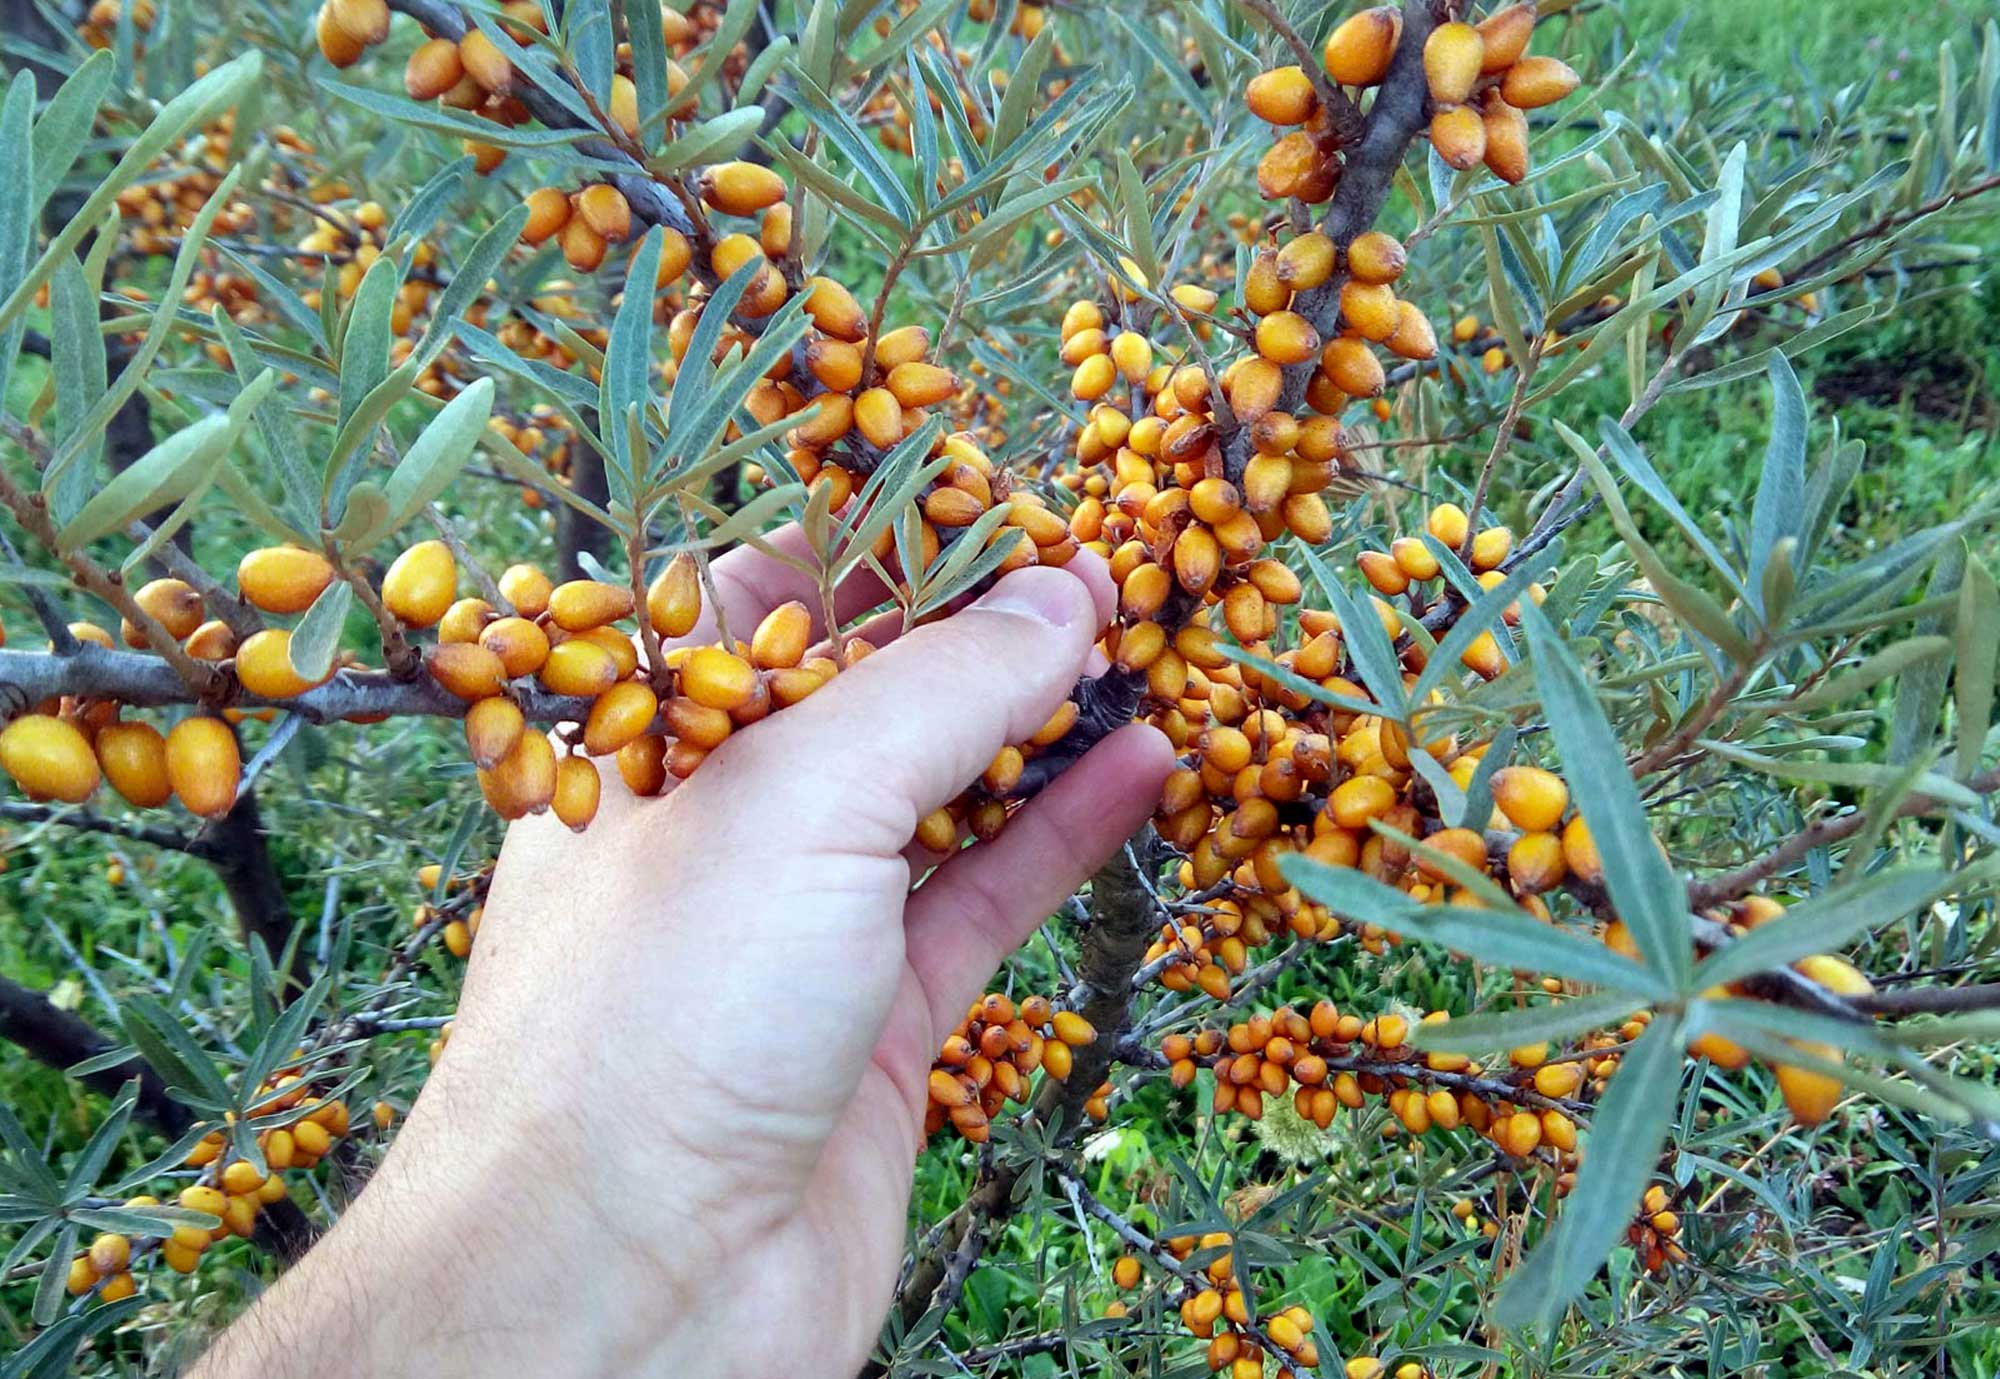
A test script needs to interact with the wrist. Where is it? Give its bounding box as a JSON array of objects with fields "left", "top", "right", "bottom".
[{"left": 197, "top": 1082, "right": 721, "bottom": 1378}]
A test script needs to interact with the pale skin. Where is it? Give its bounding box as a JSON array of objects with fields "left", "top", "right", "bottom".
[{"left": 192, "top": 538, "right": 1174, "bottom": 1377}]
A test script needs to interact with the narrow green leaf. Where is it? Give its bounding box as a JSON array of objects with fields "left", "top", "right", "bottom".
[
  {"left": 337, "top": 255, "right": 402, "bottom": 429},
  {"left": 42, "top": 163, "right": 244, "bottom": 496},
  {"left": 415, "top": 203, "right": 532, "bottom": 369},
  {"left": 766, "top": 137, "right": 907, "bottom": 235},
  {"left": 991, "top": 19, "right": 1056, "bottom": 155},
  {"left": 47, "top": 252, "right": 106, "bottom": 526},
  {"left": 1693, "top": 863, "right": 1968, "bottom": 989},
  {"left": 62, "top": 1079, "right": 139, "bottom": 1199},
  {"left": 212, "top": 306, "right": 318, "bottom": 534},
  {"left": 1563, "top": 423, "right": 1757, "bottom": 664},
  {"left": 287, "top": 580, "right": 352, "bottom": 683},
  {"left": 32, "top": 1223, "right": 77, "bottom": 1326},
  {"left": 387, "top": 155, "right": 473, "bottom": 244},
  {"left": 56, "top": 415, "right": 231, "bottom": 549},
  {"left": 789, "top": 70, "right": 915, "bottom": 225},
  {"left": 1281, "top": 857, "right": 1668, "bottom": 998},
  {"left": 1298, "top": 543, "right": 1406, "bottom": 721},
  {"left": 1775, "top": 636, "right": 1953, "bottom": 713},
  {"left": 1409, "top": 544, "right": 1562, "bottom": 709},
  {"left": 624, "top": 0, "right": 669, "bottom": 143},
  {"left": 30, "top": 49, "right": 112, "bottom": 214},
  {"left": 1956, "top": 553, "right": 1997, "bottom": 778},
  {"left": 0, "top": 52, "right": 263, "bottom": 336},
  {"left": 1521, "top": 598, "right": 1693, "bottom": 993},
  {"left": 1411, "top": 992, "right": 1641, "bottom": 1054},
  {"left": 603, "top": 228, "right": 663, "bottom": 495},
  {"left": 324, "top": 358, "right": 423, "bottom": 523},
  {"left": 653, "top": 105, "right": 768, "bottom": 174},
  {"left": 376, "top": 377, "right": 494, "bottom": 539},
  {"left": 1747, "top": 353, "right": 1807, "bottom": 616},
  {"left": 1494, "top": 1015, "right": 1684, "bottom": 1328},
  {"left": 1699, "top": 739, "right": 1979, "bottom": 807},
  {"left": 0, "top": 71, "right": 33, "bottom": 415},
  {"left": 1115, "top": 150, "right": 1158, "bottom": 285},
  {"left": 321, "top": 79, "right": 589, "bottom": 151}
]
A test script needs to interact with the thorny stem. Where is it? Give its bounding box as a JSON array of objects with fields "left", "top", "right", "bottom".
[
  {"left": 677, "top": 495, "right": 734, "bottom": 651},
  {"left": 1458, "top": 340, "right": 1541, "bottom": 557},
  {"left": 426, "top": 504, "right": 513, "bottom": 615},
  {"left": 1626, "top": 656, "right": 1756, "bottom": 777},
  {"left": 0, "top": 643, "right": 595, "bottom": 724},
  {"left": 1062, "top": 1172, "right": 1312, "bottom": 1373},
  {"left": 0, "top": 799, "right": 209, "bottom": 855},
  {"left": 0, "top": 518, "right": 79, "bottom": 652},
  {"left": 885, "top": 837, "right": 1160, "bottom": 1361},
  {"left": 858, "top": 237, "right": 919, "bottom": 388},
  {"left": 628, "top": 525, "right": 669, "bottom": 690},
  {"left": 324, "top": 533, "right": 419, "bottom": 679},
  {"left": 1789, "top": 171, "right": 2000, "bottom": 282},
  {"left": 1526, "top": 349, "right": 1683, "bottom": 546},
  {"left": 1220, "top": 0, "right": 1438, "bottom": 489},
  {"left": 932, "top": 270, "right": 974, "bottom": 360},
  {"left": 1686, "top": 765, "right": 2000, "bottom": 909}
]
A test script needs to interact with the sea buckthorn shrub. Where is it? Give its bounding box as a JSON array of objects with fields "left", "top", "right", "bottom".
[{"left": 2, "top": 0, "right": 1998, "bottom": 1373}]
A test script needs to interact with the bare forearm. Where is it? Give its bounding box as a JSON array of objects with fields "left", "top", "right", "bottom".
[{"left": 190, "top": 1091, "right": 680, "bottom": 1377}]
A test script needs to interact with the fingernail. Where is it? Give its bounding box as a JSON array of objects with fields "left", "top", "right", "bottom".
[{"left": 976, "top": 568, "right": 1087, "bottom": 631}]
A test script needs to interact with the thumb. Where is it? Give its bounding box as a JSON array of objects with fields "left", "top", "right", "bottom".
[{"left": 694, "top": 560, "right": 1112, "bottom": 856}]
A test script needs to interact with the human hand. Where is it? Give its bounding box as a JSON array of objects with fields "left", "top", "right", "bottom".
[{"left": 194, "top": 533, "right": 1172, "bottom": 1377}]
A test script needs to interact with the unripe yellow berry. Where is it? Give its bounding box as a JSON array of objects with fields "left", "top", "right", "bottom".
[
  {"left": 165, "top": 716, "right": 241, "bottom": 819},
  {"left": 1245, "top": 65, "right": 1317, "bottom": 125},
  {"left": 238, "top": 546, "right": 335, "bottom": 614},
  {"left": 1322, "top": 7, "right": 1400, "bottom": 87},
  {"left": 1423, "top": 22, "right": 1483, "bottom": 104},
  {"left": 0, "top": 714, "right": 101, "bottom": 803},
  {"left": 382, "top": 541, "right": 457, "bottom": 628}
]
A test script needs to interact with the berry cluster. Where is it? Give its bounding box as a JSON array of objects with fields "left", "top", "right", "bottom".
[
  {"left": 924, "top": 993, "right": 1103, "bottom": 1142},
  {"left": 1164, "top": 1003, "right": 1598, "bottom": 1162},
  {"left": 65, "top": 1079, "right": 353, "bottom": 1297},
  {"left": 1630, "top": 1184, "right": 1688, "bottom": 1274}
]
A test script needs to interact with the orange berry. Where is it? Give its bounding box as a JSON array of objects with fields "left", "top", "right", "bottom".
[
  {"left": 1430, "top": 104, "right": 1487, "bottom": 170},
  {"left": 479, "top": 616, "right": 551, "bottom": 678},
  {"left": 1501, "top": 55, "right": 1579, "bottom": 109},
  {"left": 575, "top": 184, "right": 632, "bottom": 244},
  {"left": 428, "top": 642, "right": 508, "bottom": 701},
  {"left": 95, "top": 721, "right": 171, "bottom": 808},
  {"left": 699, "top": 161, "right": 787, "bottom": 216},
  {"left": 521, "top": 187, "right": 571, "bottom": 245},
  {"left": 1246, "top": 65, "right": 1317, "bottom": 124},
  {"left": 552, "top": 754, "right": 601, "bottom": 831},
  {"left": 1475, "top": 3, "right": 1536, "bottom": 71},
  {"left": 537, "top": 639, "right": 620, "bottom": 697},
  {"left": 238, "top": 546, "right": 335, "bottom": 614},
  {"left": 1423, "top": 22, "right": 1484, "bottom": 105},
  {"left": 165, "top": 717, "right": 240, "bottom": 819},
  {"left": 464, "top": 696, "right": 526, "bottom": 771},
  {"left": 1, "top": 714, "right": 101, "bottom": 803},
  {"left": 381, "top": 541, "right": 456, "bottom": 628},
  {"left": 1345, "top": 230, "right": 1406, "bottom": 285},
  {"left": 1323, "top": 7, "right": 1401, "bottom": 86},
  {"left": 404, "top": 36, "right": 464, "bottom": 98},
  {"left": 547, "top": 579, "right": 635, "bottom": 633},
  {"left": 681, "top": 646, "right": 758, "bottom": 712}
]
